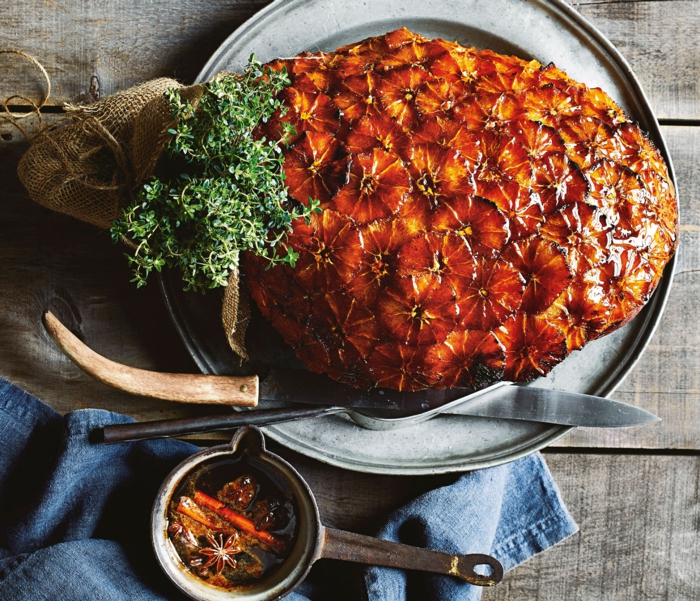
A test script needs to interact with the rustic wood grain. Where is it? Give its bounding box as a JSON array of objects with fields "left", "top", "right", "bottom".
[
  {"left": 0, "top": 0, "right": 697, "bottom": 121},
  {"left": 565, "top": 0, "right": 700, "bottom": 121},
  {"left": 0, "top": 1, "right": 698, "bottom": 598},
  {"left": 0, "top": 0, "right": 271, "bottom": 106},
  {"left": 483, "top": 452, "right": 700, "bottom": 601},
  {"left": 268, "top": 440, "right": 458, "bottom": 535},
  {"left": 0, "top": 111, "right": 62, "bottom": 145},
  {"left": 0, "top": 136, "right": 211, "bottom": 421},
  {"left": 274, "top": 446, "right": 700, "bottom": 601}
]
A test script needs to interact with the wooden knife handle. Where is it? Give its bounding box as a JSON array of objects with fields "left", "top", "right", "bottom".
[
  {"left": 320, "top": 527, "right": 503, "bottom": 586},
  {"left": 42, "top": 310, "right": 258, "bottom": 406}
]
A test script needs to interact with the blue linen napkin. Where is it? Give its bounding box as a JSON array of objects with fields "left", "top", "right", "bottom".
[{"left": 0, "top": 377, "right": 577, "bottom": 600}]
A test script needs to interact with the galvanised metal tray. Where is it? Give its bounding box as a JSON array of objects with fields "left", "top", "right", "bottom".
[{"left": 160, "top": 0, "right": 678, "bottom": 475}]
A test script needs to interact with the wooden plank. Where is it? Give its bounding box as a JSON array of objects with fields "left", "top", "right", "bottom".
[
  {"left": 274, "top": 447, "right": 700, "bottom": 600},
  {"left": 0, "top": 0, "right": 271, "bottom": 107},
  {"left": 0, "top": 135, "right": 211, "bottom": 421},
  {"left": 566, "top": 0, "right": 700, "bottom": 120},
  {"left": 0, "top": 4, "right": 696, "bottom": 599},
  {"left": 0, "top": 1, "right": 697, "bottom": 120},
  {"left": 483, "top": 452, "right": 700, "bottom": 600},
  {"left": 0, "top": 111, "right": 62, "bottom": 145}
]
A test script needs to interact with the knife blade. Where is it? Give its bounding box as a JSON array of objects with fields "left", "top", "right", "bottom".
[
  {"left": 259, "top": 369, "right": 659, "bottom": 427},
  {"left": 101, "top": 378, "right": 659, "bottom": 443},
  {"left": 352, "top": 383, "right": 660, "bottom": 430},
  {"left": 446, "top": 385, "right": 659, "bottom": 428},
  {"left": 258, "top": 368, "right": 476, "bottom": 410}
]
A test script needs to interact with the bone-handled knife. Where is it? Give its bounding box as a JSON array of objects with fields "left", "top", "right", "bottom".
[
  {"left": 102, "top": 378, "right": 659, "bottom": 443},
  {"left": 42, "top": 310, "right": 659, "bottom": 444}
]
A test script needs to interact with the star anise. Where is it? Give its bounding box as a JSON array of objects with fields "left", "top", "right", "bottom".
[
  {"left": 167, "top": 520, "right": 197, "bottom": 547},
  {"left": 197, "top": 533, "right": 244, "bottom": 574}
]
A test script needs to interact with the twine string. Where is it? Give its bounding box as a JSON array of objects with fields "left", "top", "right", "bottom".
[
  {"left": 0, "top": 50, "right": 52, "bottom": 139},
  {"left": 1, "top": 50, "right": 135, "bottom": 192}
]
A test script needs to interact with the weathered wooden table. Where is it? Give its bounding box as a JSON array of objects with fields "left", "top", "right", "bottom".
[{"left": 1, "top": 1, "right": 698, "bottom": 598}]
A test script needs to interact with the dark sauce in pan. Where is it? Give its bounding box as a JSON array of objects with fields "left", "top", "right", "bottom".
[{"left": 166, "top": 455, "right": 298, "bottom": 589}]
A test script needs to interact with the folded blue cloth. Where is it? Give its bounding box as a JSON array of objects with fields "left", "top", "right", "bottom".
[{"left": 0, "top": 378, "right": 577, "bottom": 600}]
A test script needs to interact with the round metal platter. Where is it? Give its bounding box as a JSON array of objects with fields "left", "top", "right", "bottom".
[{"left": 160, "top": 0, "right": 678, "bottom": 475}]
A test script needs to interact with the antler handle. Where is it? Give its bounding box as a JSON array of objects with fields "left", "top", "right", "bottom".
[{"left": 42, "top": 310, "right": 258, "bottom": 406}]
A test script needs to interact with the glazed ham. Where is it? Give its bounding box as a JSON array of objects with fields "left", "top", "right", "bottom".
[{"left": 244, "top": 28, "right": 678, "bottom": 391}]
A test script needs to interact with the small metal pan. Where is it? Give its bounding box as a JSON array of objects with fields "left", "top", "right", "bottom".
[{"left": 151, "top": 426, "right": 503, "bottom": 600}]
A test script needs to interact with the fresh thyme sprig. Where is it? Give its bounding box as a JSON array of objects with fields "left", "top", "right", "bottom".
[{"left": 110, "top": 55, "right": 320, "bottom": 293}]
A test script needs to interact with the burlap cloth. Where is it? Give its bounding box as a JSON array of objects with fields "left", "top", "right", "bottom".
[{"left": 16, "top": 76, "right": 250, "bottom": 361}]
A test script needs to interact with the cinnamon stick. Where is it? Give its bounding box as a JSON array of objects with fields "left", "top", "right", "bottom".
[
  {"left": 176, "top": 496, "right": 226, "bottom": 532},
  {"left": 193, "top": 490, "right": 286, "bottom": 552}
]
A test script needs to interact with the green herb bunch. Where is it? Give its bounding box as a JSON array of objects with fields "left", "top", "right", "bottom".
[{"left": 111, "top": 56, "right": 319, "bottom": 293}]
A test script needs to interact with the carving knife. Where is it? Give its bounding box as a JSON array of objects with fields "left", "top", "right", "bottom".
[
  {"left": 102, "top": 369, "right": 660, "bottom": 443},
  {"left": 41, "top": 310, "right": 659, "bottom": 443}
]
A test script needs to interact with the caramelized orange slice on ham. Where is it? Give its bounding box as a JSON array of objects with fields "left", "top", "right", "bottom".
[{"left": 244, "top": 27, "right": 677, "bottom": 391}]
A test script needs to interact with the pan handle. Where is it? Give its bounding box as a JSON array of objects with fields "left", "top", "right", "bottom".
[
  {"left": 319, "top": 526, "right": 503, "bottom": 586},
  {"left": 42, "top": 310, "right": 258, "bottom": 406}
]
